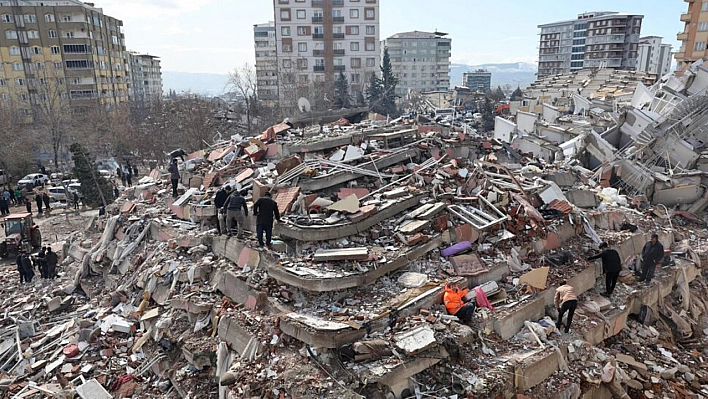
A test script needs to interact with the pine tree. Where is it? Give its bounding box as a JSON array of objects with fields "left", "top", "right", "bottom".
[
  {"left": 366, "top": 73, "right": 383, "bottom": 113},
  {"left": 70, "top": 143, "right": 115, "bottom": 208},
  {"left": 494, "top": 86, "right": 506, "bottom": 102},
  {"left": 379, "top": 48, "right": 399, "bottom": 117},
  {"left": 333, "top": 71, "right": 351, "bottom": 109},
  {"left": 481, "top": 97, "right": 495, "bottom": 132},
  {"left": 510, "top": 87, "right": 524, "bottom": 101}
]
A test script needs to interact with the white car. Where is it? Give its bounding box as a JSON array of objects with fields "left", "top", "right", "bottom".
[
  {"left": 47, "top": 187, "right": 67, "bottom": 202},
  {"left": 67, "top": 182, "right": 83, "bottom": 198},
  {"left": 17, "top": 173, "right": 49, "bottom": 187}
]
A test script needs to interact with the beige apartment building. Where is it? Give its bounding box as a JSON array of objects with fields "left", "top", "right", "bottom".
[
  {"left": 0, "top": 0, "right": 129, "bottom": 116},
  {"left": 676, "top": 0, "right": 708, "bottom": 69},
  {"left": 128, "top": 51, "right": 162, "bottom": 102},
  {"left": 270, "top": 0, "right": 380, "bottom": 112}
]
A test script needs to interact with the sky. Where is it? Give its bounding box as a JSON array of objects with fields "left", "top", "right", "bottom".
[{"left": 97, "top": 0, "right": 687, "bottom": 75}]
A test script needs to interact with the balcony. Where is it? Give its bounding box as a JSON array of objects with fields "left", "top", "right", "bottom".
[
  {"left": 312, "top": 16, "right": 323, "bottom": 23},
  {"left": 333, "top": 49, "right": 345, "bottom": 55},
  {"left": 313, "top": 49, "right": 325, "bottom": 56},
  {"left": 681, "top": 13, "right": 692, "bottom": 22},
  {"left": 332, "top": 16, "right": 344, "bottom": 23},
  {"left": 678, "top": 31, "right": 688, "bottom": 41},
  {"left": 332, "top": 0, "right": 344, "bottom": 5},
  {"left": 333, "top": 32, "right": 344, "bottom": 39},
  {"left": 312, "top": 33, "right": 324, "bottom": 39},
  {"left": 313, "top": 65, "right": 325, "bottom": 72},
  {"left": 334, "top": 65, "right": 345, "bottom": 72},
  {"left": 312, "top": 0, "right": 323, "bottom": 6}
]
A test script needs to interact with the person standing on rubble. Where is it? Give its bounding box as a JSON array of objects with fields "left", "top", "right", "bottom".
[
  {"left": 168, "top": 158, "right": 180, "bottom": 198},
  {"left": 0, "top": 194, "right": 8, "bottom": 216},
  {"left": 638, "top": 233, "right": 664, "bottom": 285},
  {"left": 73, "top": 191, "right": 80, "bottom": 211},
  {"left": 253, "top": 191, "right": 281, "bottom": 247},
  {"left": 223, "top": 189, "right": 248, "bottom": 237},
  {"left": 25, "top": 196, "right": 31, "bottom": 214},
  {"left": 34, "top": 191, "right": 43, "bottom": 215},
  {"left": 444, "top": 284, "right": 475, "bottom": 323},
  {"left": 554, "top": 282, "right": 577, "bottom": 333},
  {"left": 21, "top": 252, "right": 34, "bottom": 283},
  {"left": 16, "top": 251, "right": 27, "bottom": 284},
  {"left": 214, "top": 185, "right": 231, "bottom": 235},
  {"left": 46, "top": 247, "right": 58, "bottom": 278},
  {"left": 37, "top": 246, "right": 47, "bottom": 279},
  {"left": 42, "top": 191, "right": 51, "bottom": 214},
  {"left": 588, "top": 242, "right": 622, "bottom": 297}
]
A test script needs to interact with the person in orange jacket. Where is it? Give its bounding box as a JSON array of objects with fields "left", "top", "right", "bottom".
[{"left": 444, "top": 284, "right": 475, "bottom": 323}]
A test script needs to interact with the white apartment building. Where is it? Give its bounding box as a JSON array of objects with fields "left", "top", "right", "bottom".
[
  {"left": 254, "top": 22, "right": 278, "bottom": 103},
  {"left": 382, "top": 30, "right": 451, "bottom": 97},
  {"left": 538, "top": 12, "right": 643, "bottom": 78},
  {"left": 128, "top": 52, "right": 162, "bottom": 102},
  {"left": 637, "top": 36, "right": 672, "bottom": 77},
  {"left": 271, "top": 0, "right": 380, "bottom": 111}
]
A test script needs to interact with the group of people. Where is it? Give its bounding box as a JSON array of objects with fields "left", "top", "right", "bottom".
[
  {"left": 1, "top": 187, "right": 25, "bottom": 215},
  {"left": 16, "top": 246, "right": 58, "bottom": 283},
  {"left": 213, "top": 185, "right": 281, "bottom": 247},
  {"left": 117, "top": 162, "right": 139, "bottom": 188},
  {"left": 443, "top": 234, "right": 666, "bottom": 334}
]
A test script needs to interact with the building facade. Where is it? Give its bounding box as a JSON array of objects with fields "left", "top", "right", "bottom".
[
  {"left": 676, "top": 0, "right": 708, "bottom": 69},
  {"left": 636, "top": 36, "right": 672, "bottom": 76},
  {"left": 382, "top": 30, "right": 451, "bottom": 97},
  {"left": 128, "top": 52, "right": 162, "bottom": 102},
  {"left": 0, "top": 0, "right": 130, "bottom": 115},
  {"left": 462, "top": 69, "right": 491, "bottom": 92},
  {"left": 538, "top": 12, "right": 643, "bottom": 78},
  {"left": 254, "top": 22, "right": 278, "bottom": 104},
  {"left": 271, "top": 0, "right": 380, "bottom": 111}
]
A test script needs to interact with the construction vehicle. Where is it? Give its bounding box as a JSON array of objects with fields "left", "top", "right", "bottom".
[
  {"left": 493, "top": 103, "right": 511, "bottom": 115},
  {"left": 0, "top": 213, "right": 41, "bottom": 258}
]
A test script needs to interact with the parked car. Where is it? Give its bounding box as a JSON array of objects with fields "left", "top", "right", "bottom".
[
  {"left": 67, "top": 182, "right": 83, "bottom": 198},
  {"left": 99, "top": 170, "right": 113, "bottom": 179},
  {"left": 17, "top": 173, "right": 49, "bottom": 188},
  {"left": 47, "top": 186, "right": 67, "bottom": 202}
]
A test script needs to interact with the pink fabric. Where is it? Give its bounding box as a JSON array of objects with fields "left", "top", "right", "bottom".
[{"left": 475, "top": 286, "right": 494, "bottom": 311}]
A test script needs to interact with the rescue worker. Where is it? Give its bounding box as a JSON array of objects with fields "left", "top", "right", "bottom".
[
  {"left": 16, "top": 251, "right": 27, "bottom": 284},
  {"left": 46, "top": 247, "right": 58, "bottom": 278},
  {"left": 34, "top": 191, "right": 43, "bottom": 215},
  {"left": 443, "top": 284, "right": 475, "bottom": 323},
  {"left": 588, "top": 242, "right": 622, "bottom": 297},
  {"left": 213, "top": 185, "right": 231, "bottom": 235},
  {"left": 554, "top": 282, "right": 578, "bottom": 333},
  {"left": 25, "top": 197, "right": 32, "bottom": 214},
  {"left": 223, "top": 190, "right": 248, "bottom": 237},
  {"left": 168, "top": 158, "right": 180, "bottom": 198},
  {"left": 252, "top": 192, "right": 281, "bottom": 247},
  {"left": 638, "top": 233, "right": 664, "bottom": 285},
  {"left": 37, "top": 246, "right": 47, "bottom": 279},
  {"left": 21, "top": 253, "right": 34, "bottom": 283}
]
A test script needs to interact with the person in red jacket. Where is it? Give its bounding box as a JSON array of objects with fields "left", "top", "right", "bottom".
[{"left": 444, "top": 284, "right": 475, "bottom": 322}]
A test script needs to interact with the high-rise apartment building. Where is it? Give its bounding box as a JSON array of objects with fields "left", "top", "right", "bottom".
[
  {"left": 462, "top": 69, "right": 491, "bottom": 92},
  {"left": 636, "top": 36, "right": 672, "bottom": 77},
  {"left": 538, "top": 12, "right": 643, "bottom": 78},
  {"left": 0, "top": 0, "right": 130, "bottom": 115},
  {"left": 271, "top": 0, "right": 380, "bottom": 111},
  {"left": 254, "top": 22, "right": 278, "bottom": 104},
  {"left": 382, "top": 30, "right": 451, "bottom": 97},
  {"left": 128, "top": 52, "right": 162, "bottom": 102},
  {"left": 676, "top": 0, "right": 708, "bottom": 69}
]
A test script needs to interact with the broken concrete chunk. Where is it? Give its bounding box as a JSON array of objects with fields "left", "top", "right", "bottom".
[
  {"left": 393, "top": 326, "right": 436, "bottom": 355},
  {"left": 76, "top": 378, "right": 112, "bottom": 399}
]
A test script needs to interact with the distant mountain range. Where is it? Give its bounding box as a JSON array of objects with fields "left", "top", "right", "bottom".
[
  {"left": 162, "top": 62, "right": 539, "bottom": 96},
  {"left": 450, "top": 62, "right": 538, "bottom": 90}
]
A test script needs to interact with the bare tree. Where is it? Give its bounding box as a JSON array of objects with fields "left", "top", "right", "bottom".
[
  {"left": 228, "top": 63, "right": 258, "bottom": 135},
  {"left": 28, "top": 67, "right": 72, "bottom": 171},
  {"left": 0, "top": 103, "right": 36, "bottom": 178}
]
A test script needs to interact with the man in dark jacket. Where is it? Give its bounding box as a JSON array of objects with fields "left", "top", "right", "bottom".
[
  {"left": 168, "top": 159, "right": 180, "bottom": 197},
  {"left": 213, "top": 186, "right": 231, "bottom": 235},
  {"left": 21, "top": 253, "right": 34, "bottom": 283},
  {"left": 42, "top": 192, "right": 51, "bottom": 213},
  {"left": 638, "top": 233, "right": 664, "bottom": 284},
  {"left": 588, "top": 242, "right": 622, "bottom": 297},
  {"left": 35, "top": 192, "right": 43, "bottom": 215},
  {"left": 222, "top": 190, "right": 248, "bottom": 237},
  {"left": 37, "top": 246, "right": 47, "bottom": 279},
  {"left": 253, "top": 192, "right": 280, "bottom": 247},
  {"left": 16, "top": 251, "right": 26, "bottom": 283},
  {"left": 46, "top": 247, "right": 58, "bottom": 278}
]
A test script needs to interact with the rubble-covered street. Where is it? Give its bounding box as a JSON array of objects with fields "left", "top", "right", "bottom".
[{"left": 2, "top": 61, "right": 708, "bottom": 399}]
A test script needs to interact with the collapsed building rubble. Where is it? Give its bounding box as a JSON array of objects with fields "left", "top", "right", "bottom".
[{"left": 1, "top": 72, "right": 708, "bottom": 398}]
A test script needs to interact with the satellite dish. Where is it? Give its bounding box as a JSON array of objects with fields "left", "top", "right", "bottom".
[{"left": 298, "top": 97, "right": 311, "bottom": 113}]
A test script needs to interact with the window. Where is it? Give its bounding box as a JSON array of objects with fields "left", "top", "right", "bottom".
[
  {"left": 12, "top": 63, "right": 22, "bottom": 71},
  {"left": 23, "top": 14, "right": 36, "bottom": 23},
  {"left": 350, "top": 41, "right": 359, "bottom": 51},
  {"left": 45, "top": 13, "right": 55, "bottom": 22},
  {"left": 9, "top": 46, "right": 19, "bottom": 55},
  {"left": 703, "top": 2, "right": 708, "bottom": 11},
  {"left": 281, "top": 26, "right": 291, "bottom": 36},
  {"left": 27, "top": 30, "right": 39, "bottom": 39},
  {"left": 350, "top": 9, "right": 359, "bottom": 18},
  {"left": 282, "top": 59, "right": 292, "bottom": 68},
  {"left": 364, "top": 8, "right": 375, "bottom": 19},
  {"left": 48, "top": 30, "right": 57, "bottom": 38},
  {"left": 366, "top": 57, "right": 375, "bottom": 67},
  {"left": 31, "top": 46, "right": 41, "bottom": 54},
  {"left": 54, "top": 62, "right": 62, "bottom": 69},
  {"left": 699, "top": 22, "right": 708, "bottom": 32},
  {"left": 298, "top": 42, "right": 307, "bottom": 52},
  {"left": 65, "top": 31, "right": 74, "bottom": 38},
  {"left": 572, "top": 39, "right": 585, "bottom": 45},
  {"left": 1, "top": 14, "right": 11, "bottom": 23},
  {"left": 352, "top": 73, "right": 360, "bottom": 83},
  {"left": 365, "top": 41, "right": 375, "bottom": 51},
  {"left": 97, "top": 45, "right": 104, "bottom": 55},
  {"left": 111, "top": 35, "right": 118, "bottom": 44},
  {"left": 65, "top": 60, "right": 92, "bottom": 69},
  {"left": 695, "top": 41, "right": 707, "bottom": 51},
  {"left": 64, "top": 44, "right": 89, "bottom": 53},
  {"left": 296, "top": 10, "right": 306, "bottom": 19},
  {"left": 571, "top": 54, "right": 583, "bottom": 60},
  {"left": 572, "top": 46, "right": 584, "bottom": 53},
  {"left": 348, "top": 25, "right": 359, "bottom": 35},
  {"left": 297, "top": 58, "right": 307, "bottom": 69},
  {"left": 297, "top": 26, "right": 308, "bottom": 35},
  {"left": 366, "top": 25, "right": 375, "bottom": 35},
  {"left": 5, "top": 30, "right": 17, "bottom": 39},
  {"left": 280, "top": 9, "right": 291, "bottom": 21},
  {"left": 35, "top": 63, "right": 44, "bottom": 71},
  {"left": 570, "top": 61, "right": 583, "bottom": 68},
  {"left": 15, "top": 78, "right": 25, "bottom": 86},
  {"left": 0, "top": 79, "right": 5, "bottom": 87},
  {"left": 62, "top": 15, "right": 72, "bottom": 22},
  {"left": 351, "top": 58, "right": 361, "bottom": 68}
]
